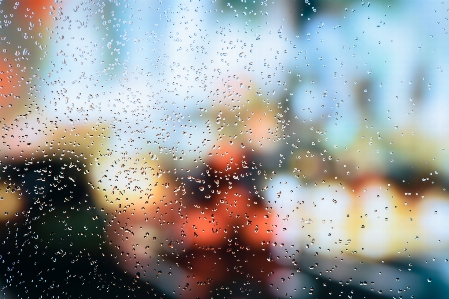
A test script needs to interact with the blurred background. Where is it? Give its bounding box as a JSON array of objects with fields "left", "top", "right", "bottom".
[{"left": 0, "top": 0, "right": 449, "bottom": 298}]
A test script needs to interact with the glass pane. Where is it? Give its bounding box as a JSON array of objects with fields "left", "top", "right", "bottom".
[{"left": 1, "top": 0, "right": 448, "bottom": 298}]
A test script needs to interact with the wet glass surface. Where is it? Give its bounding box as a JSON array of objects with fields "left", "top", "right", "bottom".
[{"left": 1, "top": 1, "right": 448, "bottom": 298}]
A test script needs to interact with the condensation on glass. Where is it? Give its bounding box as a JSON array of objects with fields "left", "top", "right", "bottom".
[{"left": 0, "top": 1, "right": 448, "bottom": 298}]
